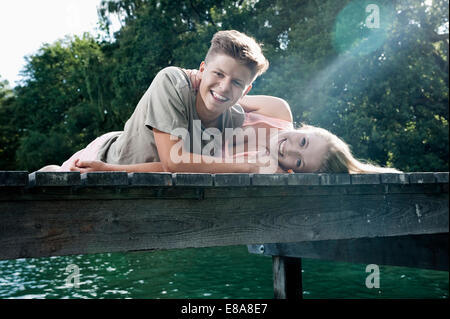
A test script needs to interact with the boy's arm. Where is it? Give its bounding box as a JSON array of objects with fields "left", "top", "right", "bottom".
[
  {"left": 153, "top": 129, "right": 260, "bottom": 173},
  {"left": 69, "top": 130, "right": 284, "bottom": 174},
  {"left": 238, "top": 95, "right": 293, "bottom": 123},
  {"left": 70, "top": 159, "right": 165, "bottom": 173}
]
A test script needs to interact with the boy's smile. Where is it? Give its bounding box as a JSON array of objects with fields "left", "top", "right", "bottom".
[
  {"left": 196, "top": 54, "right": 253, "bottom": 125},
  {"left": 210, "top": 90, "right": 229, "bottom": 103}
]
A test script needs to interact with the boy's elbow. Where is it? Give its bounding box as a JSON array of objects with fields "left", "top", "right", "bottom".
[
  {"left": 281, "top": 100, "right": 293, "bottom": 122},
  {"left": 160, "top": 158, "right": 173, "bottom": 172},
  {"left": 161, "top": 157, "right": 183, "bottom": 173}
]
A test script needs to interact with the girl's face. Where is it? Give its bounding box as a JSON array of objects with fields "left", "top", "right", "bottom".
[{"left": 271, "top": 129, "right": 329, "bottom": 173}]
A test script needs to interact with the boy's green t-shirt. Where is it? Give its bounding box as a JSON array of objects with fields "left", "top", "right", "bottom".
[{"left": 97, "top": 66, "right": 245, "bottom": 164}]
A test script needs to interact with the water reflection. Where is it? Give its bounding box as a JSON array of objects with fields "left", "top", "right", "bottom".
[{"left": 0, "top": 246, "right": 447, "bottom": 299}]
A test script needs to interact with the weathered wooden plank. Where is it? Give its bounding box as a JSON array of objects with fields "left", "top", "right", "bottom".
[
  {"left": 252, "top": 174, "right": 288, "bottom": 186},
  {"left": 29, "top": 172, "right": 81, "bottom": 187},
  {"left": 0, "top": 172, "right": 447, "bottom": 188},
  {"left": 129, "top": 172, "right": 172, "bottom": 186},
  {"left": 385, "top": 183, "right": 443, "bottom": 195},
  {"left": 81, "top": 172, "right": 129, "bottom": 186},
  {"left": 0, "top": 189, "right": 447, "bottom": 260},
  {"left": 351, "top": 174, "right": 381, "bottom": 185},
  {"left": 0, "top": 178, "right": 446, "bottom": 201},
  {"left": 173, "top": 173, "right": 213, "bottom": 186},
  {"left": 381, "top": 173, "right": 409, "bottom": 184},
  {"left": 248, "top": 233, "right": 449, "bottom": 271},
  {"left": 319, "top": 173, "right": 351, "bottom": 185},
  {"left": 0, "top": 171, "right": 28, "bottom": 186},
  {"left": 272, "top": 256, "right": 302, "bottom": 299},
  {"left": 288, "top": 173, "right": 320, "bottom": 186},
  {"left": 409, "top": 172, "right": 436, "bottom": 184},
  {"left": 434, "top": 172, "right": 449, "bottom": 183},
  {"left": 213, "top": 174, "right": 251, "bottom": 187},
  {"left": 0, "top": 186, "right": 206, "bottom": 201},
  {"left": 1, "top": 171, "right": 448, "bottom": 261}
]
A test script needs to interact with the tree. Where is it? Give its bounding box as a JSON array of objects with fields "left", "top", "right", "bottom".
[
  {"left": 0, "top": 76, "right": 18, "bottom": 170},
  {"left": 11, "top": 34, "right": 113, "bottom": 171},
  {"left": 250, "top": 0, "right": 449, "bottom": 171}
]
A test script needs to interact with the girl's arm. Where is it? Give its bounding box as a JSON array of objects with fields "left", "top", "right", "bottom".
[{"left": 238, "top": 95, "right": 293, "bottom": 123}]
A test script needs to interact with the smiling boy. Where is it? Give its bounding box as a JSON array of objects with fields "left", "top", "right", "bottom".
[{"left": 67, "top": 30, "right": 287, "bottom": 174}]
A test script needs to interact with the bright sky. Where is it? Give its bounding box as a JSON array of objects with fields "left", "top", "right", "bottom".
[{"left": 0, "top": 0, "right": 118, "bottom": 87}]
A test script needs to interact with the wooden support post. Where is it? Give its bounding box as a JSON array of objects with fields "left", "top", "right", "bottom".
[{"left": 272, "top": 256, "right": 303, "bottom": 299}]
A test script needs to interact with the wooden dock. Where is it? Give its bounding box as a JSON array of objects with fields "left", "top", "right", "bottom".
[{"left": 0, "top": 171, "right": 448, "bottom": 298}]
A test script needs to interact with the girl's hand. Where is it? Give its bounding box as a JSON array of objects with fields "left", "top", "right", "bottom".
[{"left": 70, "top": 159, "right": 109, "bottom": 173}]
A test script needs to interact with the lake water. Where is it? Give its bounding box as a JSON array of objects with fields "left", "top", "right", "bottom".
[{"left": 0, "top": 245, "right": 448, "bottom": 299}]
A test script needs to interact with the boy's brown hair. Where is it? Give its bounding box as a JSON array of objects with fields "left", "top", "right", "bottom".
[{"left": 205, "top": 30, "right": 269, "bottom": 78}]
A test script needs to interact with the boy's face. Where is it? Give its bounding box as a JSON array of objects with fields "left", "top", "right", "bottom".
[{"left": 196, "top": 54, "right": 254, "bottom": 121}]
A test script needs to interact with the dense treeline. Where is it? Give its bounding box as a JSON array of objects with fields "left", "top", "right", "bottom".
[{"left": 0, "top": 0, "right": 448, "bottom": 172}]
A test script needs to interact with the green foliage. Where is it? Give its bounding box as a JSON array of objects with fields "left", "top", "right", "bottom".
[
  {"left": 15, "top": 130, "right": 74, "bottom": 171},
  {"left": 9, "top": 34, "right": 113, "bottom": 171},
  {"left": 0, "top": 76, "right": 19, "bottom": 170},
  {"left": 1, "top": 0, "right": 448, "bottom": 172},
  {"left": 251, "top": 0, "right": 449, "bottom": 171}
]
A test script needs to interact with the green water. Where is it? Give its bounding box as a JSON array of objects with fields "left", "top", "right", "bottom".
[{"left": 0, "top": 246, "right": 448, "bottom": 299}]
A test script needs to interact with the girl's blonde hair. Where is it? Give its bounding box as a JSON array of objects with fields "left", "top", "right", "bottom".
[{"left": 300, "top": 124, "right": 402, "bottom": 174}]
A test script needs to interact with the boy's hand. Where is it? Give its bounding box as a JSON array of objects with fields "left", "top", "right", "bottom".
[{"left": 70, "top": 159, "right": 109, "bottom": 173}]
